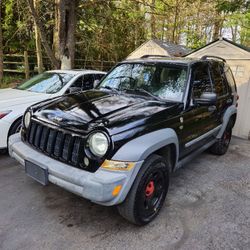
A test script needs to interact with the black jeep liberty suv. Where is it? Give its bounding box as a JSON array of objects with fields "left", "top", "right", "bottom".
[{"left": 9, "top": 55, "right": 238, "bottom": 225}]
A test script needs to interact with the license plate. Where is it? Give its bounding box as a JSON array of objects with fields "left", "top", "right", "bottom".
[{"left": 25, "top": 161, "right": 48, "bottom": 186}]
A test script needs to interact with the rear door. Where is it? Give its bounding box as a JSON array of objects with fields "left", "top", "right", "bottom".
[
  {"left": 209, "top": 61, "right": 233, "bottom": 124},
  {"left": 82, "top": 74, "right": 95, "bottom": 90}
]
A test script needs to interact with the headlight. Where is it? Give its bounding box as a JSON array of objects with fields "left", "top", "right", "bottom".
[
  {"left": 88, "top": 132, "right": 109, "bottom": 157},
  {"left": 0, "top": 110, "right": 12, "bottom": 119},
  {"left": 24, "top": 111, "right": 31, "bottom": 128}
]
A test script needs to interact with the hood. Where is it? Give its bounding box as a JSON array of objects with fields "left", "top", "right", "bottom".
[
  {"left": 34, "top": 90, "right": 179, "bottom": 135},
  {"left": 0, "top": 88, "right": 50, "bottom": 109}
]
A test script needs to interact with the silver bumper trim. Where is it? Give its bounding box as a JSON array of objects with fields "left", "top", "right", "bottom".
[{"left": 9, "top": 134, "right": 143, "bottom": 206}]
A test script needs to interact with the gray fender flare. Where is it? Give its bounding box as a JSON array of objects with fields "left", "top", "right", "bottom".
[
  {"left": 217, "top": 105, "right": 237, "bottom": 139},
  {"left": 112, "top": 128, "right": 179, "bottom": 167}
]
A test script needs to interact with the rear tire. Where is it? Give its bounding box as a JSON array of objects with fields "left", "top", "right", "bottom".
[
  {"left": 210, "top": 123, "right": 232, "bottom": 155},
  {"left": 117, "top": 154, "right": 169, "bottom": 226}
]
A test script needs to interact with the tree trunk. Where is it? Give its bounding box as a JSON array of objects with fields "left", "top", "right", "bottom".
[
  {"left": 172, "top": 0, "right": 179, "bottom": 43},
  {"left": 24, "top": 51, "right": 30, "bottom": 79},
  {"left": 231, "top": 25, "right": 238, "bottom": 42},
  {"left": 27, "top": 0, "right": 60, "bottom": 69},
  {"left": 150, "top": 0, "right": 156, "bottom": 39},
  {"left": 54, "top": 0, "right": 76, "bottom": 69},
  {"left": 213, "top": 12, "right": 223, "bottom": 40},
  {"left": 34, "top": 0, "right": 44, "bottom": 73},
  {"left": 0, "top": 0, "right": 3, "bottom": 85}
]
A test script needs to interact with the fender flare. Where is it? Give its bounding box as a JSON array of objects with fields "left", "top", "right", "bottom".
[
  {"left": 111, "top": 128, "right": 179, "bottom": 167},
  {"left": 217, "top": 105, "right": 237, "bottom": 139}
]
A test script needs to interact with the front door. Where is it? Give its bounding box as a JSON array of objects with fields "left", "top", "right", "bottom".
[{"left": 179, "top": 62, "right": 218, "bottom": 159}]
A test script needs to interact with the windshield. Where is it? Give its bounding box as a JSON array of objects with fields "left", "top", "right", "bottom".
[
  {"left": 98, "top": 63, "right": 187, "bottom": 102},
  {"left": 16, "top": 72, "right": 74, "bottom": 94}
]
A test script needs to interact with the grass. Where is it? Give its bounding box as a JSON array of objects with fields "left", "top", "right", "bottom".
[{"left": 0, "top": 74, "right": 24, "bottom": 89}]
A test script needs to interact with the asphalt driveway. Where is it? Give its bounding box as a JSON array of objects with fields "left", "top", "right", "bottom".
[{"left": 0, "top": 137, "right": 249, "bottom": 250}]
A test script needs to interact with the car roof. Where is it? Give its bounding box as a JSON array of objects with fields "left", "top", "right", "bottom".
[
  {"left": 47, "top": 69, "right": 106, "bottom": 75},
  {"left": 121, "top": 56, "right": 222, "bottom": 66}
]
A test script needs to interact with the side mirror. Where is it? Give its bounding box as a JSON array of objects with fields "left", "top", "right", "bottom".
[{"left": 194, "top": 92, "right": 217, "bottom": 105}]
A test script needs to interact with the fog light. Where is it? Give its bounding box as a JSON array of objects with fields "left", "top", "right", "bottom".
[
  {"left": 112, "top": 185, "right": 122, "bottom": 196},
  {"left": 84, "top": 157, "right": 89, "bottom": 166}
]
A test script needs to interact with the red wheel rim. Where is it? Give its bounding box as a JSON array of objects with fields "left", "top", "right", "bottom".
[{"left": 145, "top": 181, "right": 155, "bottom": 197}]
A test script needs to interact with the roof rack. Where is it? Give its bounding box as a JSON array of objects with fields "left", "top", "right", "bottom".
[
  {"left": 201, "top": 55, "right": 226, "bottom": 62},
  {"left": 140, "top": 54, "right": 170, "bottom": 59}
]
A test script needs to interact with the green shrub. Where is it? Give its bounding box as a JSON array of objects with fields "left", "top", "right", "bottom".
[{"left": 0, "top": 75, "right": 24, "bottom": 89}]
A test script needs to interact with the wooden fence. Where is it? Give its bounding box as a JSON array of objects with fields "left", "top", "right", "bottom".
[{"left": 3, "top": 52, "right": 116, "bottom": 79}]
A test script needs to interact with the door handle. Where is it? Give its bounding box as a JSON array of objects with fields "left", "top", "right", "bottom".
[{"left": 208, "top": 105, "right": 217, "bottom": 112}]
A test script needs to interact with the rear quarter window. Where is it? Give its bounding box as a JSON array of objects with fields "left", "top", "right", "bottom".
[
  {"left": 224, "top": 65, "right": 237, "bottom": 93},
  {"left": 210, "top": 62, "right": 228, "bottom": 96},
  {"left": 95, "top": 74, "right": 106, "bottom": 81}
]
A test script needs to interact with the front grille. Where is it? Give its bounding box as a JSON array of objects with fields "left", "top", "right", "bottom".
[{"left": 26, "top": 120, "right": 97, "bottom": 172}]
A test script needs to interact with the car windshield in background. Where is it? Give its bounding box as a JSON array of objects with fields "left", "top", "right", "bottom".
[
  {"left": 98, "top": 63, "right": 187, "bottom": 102},
  {"left": 16, "top": 72, "right": 74, "bottom": 94}
]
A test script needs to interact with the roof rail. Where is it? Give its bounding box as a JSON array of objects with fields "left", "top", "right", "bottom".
[
  {"left": 140, "top": 54, "right": 170, "bottom": 59},
  {"left": 201, "top": 55, "right": 226, "bottom": 62}
]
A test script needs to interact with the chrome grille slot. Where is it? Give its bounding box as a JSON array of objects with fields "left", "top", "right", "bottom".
[
  {"left": 46, "top": 129, "right": 57, "bottom": 154},
  {"left": 71, "top": 137, "right": 81, "bottom": 165},
  {"left": 39, "top": 126, "right": 49, "bottom": 151},
  {"left": 54, "top": 132, "right": 64, "bottom": 158}
]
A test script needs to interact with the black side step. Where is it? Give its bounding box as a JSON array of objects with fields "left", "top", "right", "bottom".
[{"left": 175, "top": 139, "right": 216, "bottom": 171}]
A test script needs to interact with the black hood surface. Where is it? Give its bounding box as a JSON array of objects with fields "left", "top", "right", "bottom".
[{"left": 34, "top": 90, "right": 180, "bottom": 135}]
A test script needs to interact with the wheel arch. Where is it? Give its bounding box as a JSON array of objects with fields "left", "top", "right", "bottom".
[
  {"left": 7, "top": 116, "right": 23, "bottom": 138},
  {"left": 217, "top": 105, "right": 237, "bottom": 139},
  {"left": 111, "top": 128, "right": 179, "bottom": 169},
  {"left": 153, "top": 143, "right": 177, "bottom": 172},
  {"left": 230, "top": 113, "right": 237, "bottom": 128}
]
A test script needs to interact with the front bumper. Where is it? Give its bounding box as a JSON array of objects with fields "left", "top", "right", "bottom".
[
  {"left": 0, "top": 119, "right": 11, "bottom": 149},
  {"left": 9, "top": 134, "right": 143, "bottom": 206}
]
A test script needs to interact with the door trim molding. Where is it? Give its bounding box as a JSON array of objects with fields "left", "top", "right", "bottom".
[{"left": 185, "top": 125, "right": 222, "bottom": 148}]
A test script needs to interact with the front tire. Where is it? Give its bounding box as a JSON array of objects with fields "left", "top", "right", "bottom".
[
  {"left": 117, "top": 154, "right": 169, "bottom": 225},
  {"left": 9, "top": 118, "right": 22, "bottom": 137},
  {"left": 0, "top": 149, "right": 7, "bottom": 154},
  {"left": 210, "top": 124, "right": 232, "bottom": 155}
]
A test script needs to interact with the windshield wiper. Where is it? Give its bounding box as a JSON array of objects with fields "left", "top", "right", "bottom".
[
  {"left": 133, "top": 88, "right": 162, "bottom": 101},
  {"left": 100, "top": 86, "right": 120, "bottom": 94}
]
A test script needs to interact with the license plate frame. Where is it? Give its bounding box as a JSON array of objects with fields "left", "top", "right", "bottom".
[{"left": 25, "top": 161, "right": 48, "bottom": 186}]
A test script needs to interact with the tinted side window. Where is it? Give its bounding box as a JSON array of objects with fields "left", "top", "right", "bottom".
[
  {"left": 95, "top": 74, "right": 105, "bottom": 81},
  {"left": 82, "top": 74, "right": 94, "bottom": 90},
  {"left": 210, "top": 62, "right": 228, "bottom": 96},
  {"left": 72, "top": 76, "right": 84, "bottom": 88},
  {"left": 192, "top": 63, "right": 212, "bottom": 98}
]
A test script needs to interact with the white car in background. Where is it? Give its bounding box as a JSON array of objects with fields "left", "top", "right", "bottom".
[{"left": 0, "top": 69, "right": 106, "bottom": 151}]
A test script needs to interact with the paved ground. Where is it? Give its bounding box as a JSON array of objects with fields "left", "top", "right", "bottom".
[{"left": 0, "top": 137, "right": 249, "bottom": 250}]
